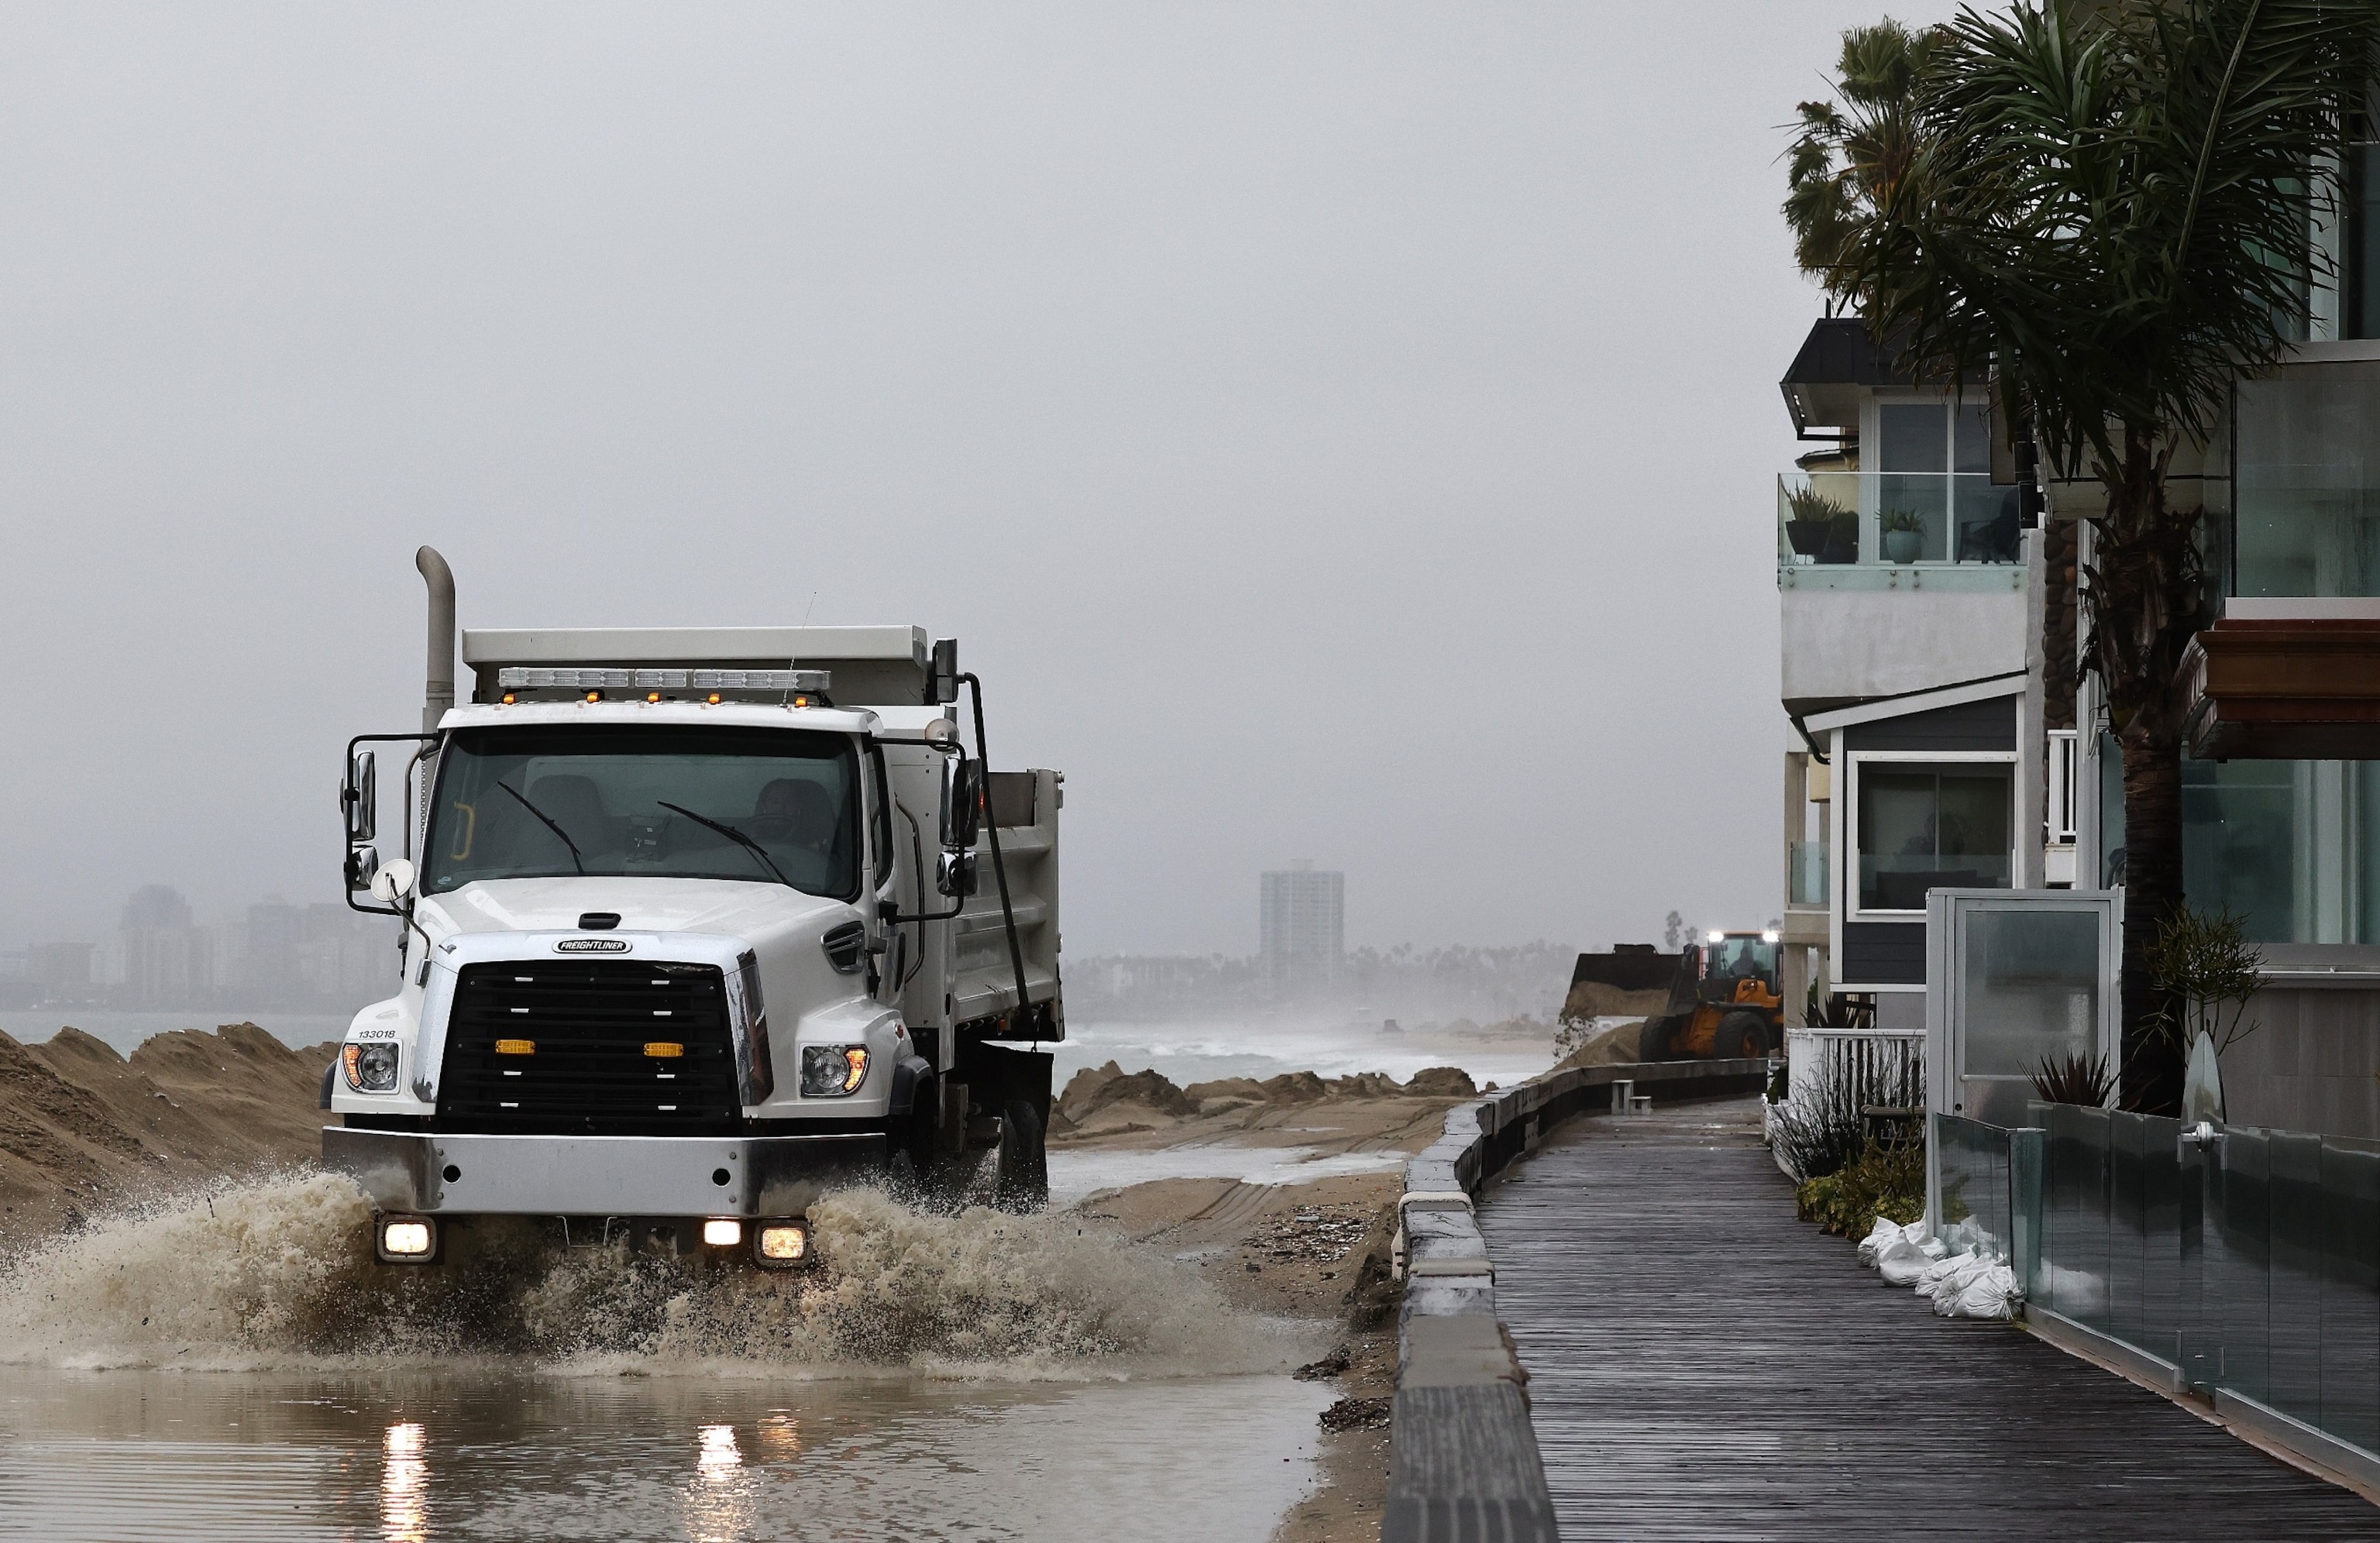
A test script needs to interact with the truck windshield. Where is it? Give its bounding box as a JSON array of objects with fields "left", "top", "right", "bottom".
[{"left": 421, "top": 726, "right": 861, "bottom": 899}]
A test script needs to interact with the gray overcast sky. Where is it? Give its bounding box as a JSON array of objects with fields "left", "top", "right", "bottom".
[{"left": 0, "top": 2, "right": 1962, "bottom": 960}]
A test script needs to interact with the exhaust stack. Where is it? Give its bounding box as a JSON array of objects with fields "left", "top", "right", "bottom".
[{"left": 416, "top": 546, "right": 456, "bottom": 734}]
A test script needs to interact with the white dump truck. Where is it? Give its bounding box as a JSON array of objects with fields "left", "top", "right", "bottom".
[{"left": 324, "top": 548, "right": 1062, "bottom": 1268}]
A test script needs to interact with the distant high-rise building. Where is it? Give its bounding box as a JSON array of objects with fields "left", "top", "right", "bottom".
[
  {"left": 244, "top": 899, "right": 305, "bottom": 1001},
  {"left": 118, "top": 885, "right": 206, "bottom": 1007},
  {"left": 26, "top": 940, "right": 95, "bottom": 994},
  {"left": 1260, "top": 860, "right": 1343, "bottom": 994},
  {"left": 301, "top": 902, "right": 397, "bottom": 1003}
]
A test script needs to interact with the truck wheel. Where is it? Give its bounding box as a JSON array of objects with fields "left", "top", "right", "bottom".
[
  {"left": 1716, "top": 1011, "right": 1768, "bottom": 1060},
  {"left": 887, "top": 1091, "right": 942, "bottom": 1199},
  {"left": 1637, "top": 1016, "right": 1670, "bottom": 1063},
  {"left": 994, "top": 1098, "right": 1048, "bottom": 1212}
]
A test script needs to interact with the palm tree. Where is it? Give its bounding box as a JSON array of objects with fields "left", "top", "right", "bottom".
[{"left": 1786, "top": 2, "right": 2377, "bottom": 1109}]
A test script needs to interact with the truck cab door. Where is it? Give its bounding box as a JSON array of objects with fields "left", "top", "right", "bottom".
[{"left": 867, "top": 745, "right": 901, "bottom": 1002}]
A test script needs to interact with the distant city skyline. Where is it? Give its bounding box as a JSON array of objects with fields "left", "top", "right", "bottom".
[{"left": 0, "top": 882, "right": 397, "bottom": 1012}]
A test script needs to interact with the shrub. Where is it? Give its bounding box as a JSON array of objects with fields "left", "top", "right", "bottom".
[
  {"left": 1784, "top": 484, "right": 1853, "bottom": 524},
  {"left": 2147, "top": 905, "right": 2265, "bottom": 1057},
  {"left": 1797, "top": 1139, "right": 1924, "bottom": 1239},
  {"left": 2029, "top": 1051, "right": 2115, "bottom": 1107},
  {"left": 1768, "top": 1047, "right": 1922, "bottom": 1181}
]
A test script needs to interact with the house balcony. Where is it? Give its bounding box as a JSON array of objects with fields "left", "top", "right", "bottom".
[
  {"left": 1778, "top": 471, "right": 2030, "bottom": 716},
  {"left": 2181, "top": 598, "right": 2380, "bottom": 761}
]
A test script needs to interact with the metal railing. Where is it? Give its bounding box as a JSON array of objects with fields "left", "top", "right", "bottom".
[
  {"left": 1783, "top": 1026, "right": 1924, "bottom": 1108},
  {"left": 2046, "top": 729, "right": 2079, "bottom": 845}
]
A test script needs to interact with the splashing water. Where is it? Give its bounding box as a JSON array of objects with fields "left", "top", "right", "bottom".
[{"left": 0, "top": 1173, "right": 1288, "bottom": 1376}]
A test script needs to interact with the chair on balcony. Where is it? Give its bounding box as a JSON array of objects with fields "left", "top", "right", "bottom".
[{"left": 1958, "top": 502, "right": 2021, "bottom": 563}]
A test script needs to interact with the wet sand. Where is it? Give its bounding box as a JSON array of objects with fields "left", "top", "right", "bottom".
[{"left": 1048, "top": 1064, "right": 1482, "bottom": 1540}]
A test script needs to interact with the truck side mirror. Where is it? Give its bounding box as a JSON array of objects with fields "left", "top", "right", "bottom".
[
  {"left": 937, "top": 849, "right": 979, "bottom": 899},
  {"left": 370, "top": 857, "right": 418, "bottom": 904},
  {"left": 942, "top": 756, "right": 982, "bottom": 851},
  {"left": 929, "top": 637, "right": 960, "bottom": 706},
  {"left": 346, "top": 844, "right": 381, "bottom": 894},
  {"left": 343, "top": 751, "right": 377, "bottom": 842}
]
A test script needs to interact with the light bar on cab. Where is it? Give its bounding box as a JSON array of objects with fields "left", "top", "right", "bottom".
[
  {"left": 493, "top": 667, "right": 832, "bottom": 696},
  {"left": 690, "top": 669, "right": 829, "bottom": 692}
]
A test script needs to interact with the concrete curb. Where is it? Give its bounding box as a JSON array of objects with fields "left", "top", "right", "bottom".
[{"left": 1382, "top": 1057, "right": 1771, "bottom": 1543}]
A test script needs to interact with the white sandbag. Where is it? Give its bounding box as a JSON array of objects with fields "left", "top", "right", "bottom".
[
  {"left": 1915, "top": 1249, "right": 1980, "bottom": 1298},
  {"left": 1876, "top": 1231, "right": 1941, "bottom": 1286},
  {"left": 1856, "top": 1216, "right": 1906, "bottom": 1268},
  {"left": 1941, "top": 1262, "right": 2018, "bottom": 1320},
  {"left": 1923, "top": 1252, "right": 1993, "bottom": 1309}
]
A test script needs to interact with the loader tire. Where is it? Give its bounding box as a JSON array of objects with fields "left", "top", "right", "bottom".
[
  {"left": 1716, "top": 1011, "right": 1768, "bottom": 1061},
  {"left": 994, "top": 1098, "right": 1048, "bottom": 1212},
  {"left": 1637, "top": 1016, "right": 1671, "bottom": 1062}
]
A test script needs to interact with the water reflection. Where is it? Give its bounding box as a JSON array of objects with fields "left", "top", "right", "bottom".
[
  {"left": 697, "top": 1423, "right": 743, "bottom": 1476},
  {"left": 0, "top": 1366, "right": 1329, "bottom": 1542},
  {"left": 686, "top": 1422, "right": 755, "bottom": 1541},
  {"left": 380, "top": 1421, "right": 428, "bottom": 1543}
]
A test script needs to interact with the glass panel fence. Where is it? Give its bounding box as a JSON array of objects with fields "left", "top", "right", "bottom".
[
  {"left": 2045, "top": 1103, "right": 2113, "bottom": 1334},
  {"left": 2211, "top": 1125, "right": 2271, "bottom": 1404},
  {"left": 2014, "top": 1112, "right": 2380, "bottom": 1464},
  {"left": 2319, "top": 1139, "right": 2380, "bottom": 1455},
  {"left": 1933, "top": 1114, "right": 2014, "bottom": 1260},
  {"left": 2134, "top": 1112, "right": 2187, "bottom": 1366},
  {"left": 1778, "top": 472, "right": 2022, "bottom": 569}
]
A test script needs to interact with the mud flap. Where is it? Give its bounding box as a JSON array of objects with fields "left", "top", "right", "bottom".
[{"left": 961, "top": 1040, "right": 1051, "bottom": 1132}]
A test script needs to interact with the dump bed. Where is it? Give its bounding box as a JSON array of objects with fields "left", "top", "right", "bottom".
[{"left": 951, "top": 769, "right": 1062, "bottom": 1036}]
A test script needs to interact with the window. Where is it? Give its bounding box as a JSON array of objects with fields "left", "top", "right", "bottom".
[
  {"left": 2347, "top": 132, "right": 2380, "bottom": 341},
  {"left": 868, "top": 746, "right": 896, "bottom": 892},
  {"left": 2236, "top": 373, "right": 2380, "bottom": 598},
  {"left": 423, "top": 725, "right": 862, "bottom": 900},
  {"left": 1856, "top": 762, "right": 2014, "bottom": 911},
  {"left": 1870, "top": 397, "right": 2017, "bottom": 562}
]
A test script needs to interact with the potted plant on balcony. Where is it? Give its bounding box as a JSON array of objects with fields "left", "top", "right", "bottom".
[
  {"left": 1783, "top": 484, "right": 1853, "bottom": 560},
  {"left": 1880, "top": 507, "right": 1924, "bottom": 563}
]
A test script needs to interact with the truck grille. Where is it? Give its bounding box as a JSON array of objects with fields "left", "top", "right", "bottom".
[{"left": 436, "top": 960, "right": 741, "bottom": 1136}]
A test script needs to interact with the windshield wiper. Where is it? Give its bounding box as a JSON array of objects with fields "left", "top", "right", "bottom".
[
  {"left": 496, "top": 781, "right": 586, "bottom": 875},
  {"left": 657, "top": 801, "right": 793, "bottom": 887}
]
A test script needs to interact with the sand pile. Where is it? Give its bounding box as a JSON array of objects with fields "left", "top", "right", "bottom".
[
  {"left": 0, "top": 1024, "right": 332, "bottom": 1247},
  {"left": 1560, "top": 981, "right": 1673, "bottom": 1021},
  {"left": 1052, "top": 1060, "right": 1478, "bottom": 1135},
  {"left": 1554, "top": 1018, "right": 1656, "bottom": 1069}
]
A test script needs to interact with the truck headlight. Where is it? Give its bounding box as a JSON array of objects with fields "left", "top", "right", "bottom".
[
  {"left": 377, "top": 1215, "right": 437, "bottom": 1263},
  {"left": 755, "top": 1223, "right": 808, "bottom": 1266},
  {"left": 342, "top": 1042, "right": 400, "bottom": 1092},
  {"left": 800, "top": 1045, "right": 869, "bottom": 1097}
]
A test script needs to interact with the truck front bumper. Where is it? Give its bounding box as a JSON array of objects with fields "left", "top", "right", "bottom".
[{"left": 322, "top": 1126, "right": 885, "bottom": 1217}]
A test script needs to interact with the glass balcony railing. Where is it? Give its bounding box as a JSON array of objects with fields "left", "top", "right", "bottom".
[
  {"left": 1779, "top": 472, "right": 2024, "bottom": 569},
  {"left": 1789, "top": 840, "right": 1828, "bottom": 906}
]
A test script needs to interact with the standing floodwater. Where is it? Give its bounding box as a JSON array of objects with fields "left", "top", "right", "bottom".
[
  {"left": 0, "top": 1175, "right": 1335, "bottom": 1540},
  {"left": 0, "top": 1366, "right": 1329, "bottom": 1541}
]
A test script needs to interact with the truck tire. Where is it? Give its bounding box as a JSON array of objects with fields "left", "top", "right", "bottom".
[
  {"left": 1716, "top": 1011, "right": 1768, "bottom": 1060},
  {"left": 994, "top": 1098, "right": 1048, "bottom": 1212},
  {"left": 1637, "top": 1015, "right": 1671, "bottom": 1062},
  {"left": 888, "top": 1082, "right": 942, "bottom": 1198}
]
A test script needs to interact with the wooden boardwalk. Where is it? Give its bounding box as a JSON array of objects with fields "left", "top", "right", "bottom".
[{"left": 1477, "top": 1098, "right": 2380, "bottom": 1541}]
